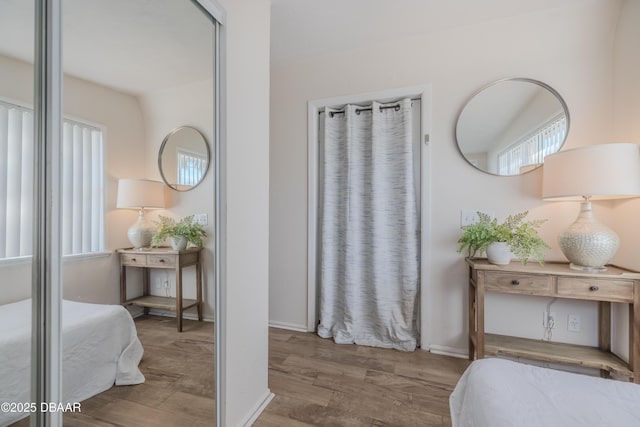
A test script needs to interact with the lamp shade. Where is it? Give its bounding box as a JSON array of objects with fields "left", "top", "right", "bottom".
[
  {"left": 542, "top": 143, "right": 640, "bottom": 201},
  {"left": 117, "top": 179, "right": 166, "bottom": 209},
  {"left": 542, "top": 143, "right": 640, "bottom": 271}
]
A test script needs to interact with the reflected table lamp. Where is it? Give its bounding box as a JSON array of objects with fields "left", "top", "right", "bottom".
[
  {"left": 117, "top": 179, "right": 167, "bottom": 249},
  {"left": 542, "top": 143, "right": 640, "bottom": 271}
]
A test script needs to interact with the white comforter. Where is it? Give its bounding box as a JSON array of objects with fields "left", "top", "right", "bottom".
[
  {"left": 0, "top": 299, "right": 144, "bottom": 426},
  {"left": 450, "top": 358, "right": 640, "bottom": 427}
]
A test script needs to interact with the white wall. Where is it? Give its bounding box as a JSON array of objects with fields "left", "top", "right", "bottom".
[
  {"left": 269, "top": 1, "right": 624, "bottom": 355},
  {"left": 218, "top": 0, "right": 272, "bottom": 425},
  {"left": 0, "top": 54, "right": 145, "bottom": 306},
  {"left": 139, "top": 79, "right": 216, "bottom": 320}
]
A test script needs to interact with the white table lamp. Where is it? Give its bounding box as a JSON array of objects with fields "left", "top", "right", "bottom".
[
  {"left": 117, "top": 179, "right": 167, "bottom": 249},
  {"left": 542, "top": 143, "right": 640, "bottom": 271}
]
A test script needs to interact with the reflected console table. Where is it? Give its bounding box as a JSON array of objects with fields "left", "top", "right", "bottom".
[
  {"left": 467, "top": 258, "right": 640, "bottom": 383},
  {"left": 118, "top": 247, "right": 203, "bottom": 332}
]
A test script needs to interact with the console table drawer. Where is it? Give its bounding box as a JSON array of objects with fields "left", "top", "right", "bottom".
[
  {"left": 484, "top": 272, "right": 552, "bottom": 294},
  {"left": 147, "top": 254, "right": 176, "bottom": 267},
  {"left": 121, "top": 254, "right": 147, "bottom": 266},
  {"left": 557, "top": 278, "right": 634, "bottom": 302}
]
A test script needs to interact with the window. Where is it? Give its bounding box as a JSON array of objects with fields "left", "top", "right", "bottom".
[
  {"left": 498, "top": 114, "right": 567, "bottom": 175},
  {"left": 0, "top": 100, "right": 104, "bottom": 259},
  {"left": 177, "top": 148, "right": 208, "bottom": 187}
]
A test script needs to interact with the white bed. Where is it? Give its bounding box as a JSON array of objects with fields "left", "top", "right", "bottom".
[
  {"left": 450, "top": 358, "right": 640, "bottom": 427},
  {"left": 0, "top": 299, "right": 144, "bottom": 426}
]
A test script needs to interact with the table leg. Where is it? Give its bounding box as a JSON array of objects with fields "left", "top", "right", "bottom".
[
  {"left": 476, "top": 272, "right": 485, "bottom": 359},
  {"left": 196, "top": 259, "right": 203, "bottom": 321},
  {"left": 142, "top": 268, "right": 150, "bottom": 315},
  {"left": 632, "top": 283, "right": 640, "bottom": 384},
  {"left": 468, "top": 279, "right": 475, "bottom": 360},
  {"left": 120, "top": 264, "right": 126, "bottom": 305},
  {"left": 176, "top": 266, "right": 183, "bottom": 332}
]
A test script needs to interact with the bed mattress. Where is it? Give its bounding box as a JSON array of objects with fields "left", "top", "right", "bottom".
[
  {"left": 0, "top": 299, "right": 144, "bottom": 426},
  {"left": 450, "top": 358, "right": 640, "bottom": 427}
]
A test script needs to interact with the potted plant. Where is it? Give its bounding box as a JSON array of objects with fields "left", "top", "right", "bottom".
[
  {"left": 457, "top": 211, "right": 549, "bottom": 265},
  {"left": 151, "top": 215, "right": 207, "bottom": 250}
]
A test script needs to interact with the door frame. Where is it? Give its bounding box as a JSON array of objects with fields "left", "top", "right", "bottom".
[{"left": 306, "top": 84, "right": 432, "bottom": 349}]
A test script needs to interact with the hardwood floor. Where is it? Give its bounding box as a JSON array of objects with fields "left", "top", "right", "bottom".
[
  {"left": 12, "top": 315, "right": 215, "bottom": 427},
  {"left": 12, "top": 320, "right": 469, "bottom": 426},
  {"left": 255, "top": 328, "right": 470, "bottom": 427}
]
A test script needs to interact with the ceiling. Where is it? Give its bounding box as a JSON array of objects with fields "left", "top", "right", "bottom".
[
  {"left": 270, "top": 0, "right": 585, "bottom": 66},
  {"left": 0, "top": 0, "right": 589, "bottom": 95},
  {"left": 0, "top": 0, "right": 214, "bottom": 96}
]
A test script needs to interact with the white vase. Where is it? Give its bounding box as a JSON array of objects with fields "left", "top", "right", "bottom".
[
  {"left": 171, "top": 236, "right": 188, "bottom": 251},
  {"left": 486, "top": 242, "right": 512, "bottom": 265}
]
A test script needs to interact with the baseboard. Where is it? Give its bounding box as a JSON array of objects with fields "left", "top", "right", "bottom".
[
  {"left": 268, "top": 320, "right": 309, "bottom": 333},
  {"left": 242, "top": 389, "right": 275, "bottom": 426},
  {"left": 428, "top": 344, "right": 468, "bottom": 359}
]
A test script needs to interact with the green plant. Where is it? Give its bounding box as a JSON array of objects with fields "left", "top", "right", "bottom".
[
  {"left": 151, "top": 215, "right": 207, "bottom": 248},
  {"left": 457, "top": 211, "right": 549, "bottom": 265}
]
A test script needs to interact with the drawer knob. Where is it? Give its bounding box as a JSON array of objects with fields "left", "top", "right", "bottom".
[
  {"left": 511, "top": 280, "right": 520, "bottom": 286},
  {"left": 132, "top": 258, "right": 136, "bottom": 262},
  {"left": 590, "top": 285, "right": 599, "bottom": 291},
  {"left": 159, "top": 259, "right": 165, "bottom": 263}
]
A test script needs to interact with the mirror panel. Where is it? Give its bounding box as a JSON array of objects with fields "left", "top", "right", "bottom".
[
  {"left": 455, "top": 78, "right": 570, "bottom": 176},
  {"left": 159, "top": 126, "right": 210, "bottom": 191}
]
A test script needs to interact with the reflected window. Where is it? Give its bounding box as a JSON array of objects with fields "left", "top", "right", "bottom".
[
  {"left": 177, "top": 148, "right": 207, "bottom": 187},
  {"left": 61, "top": 120, "right": 105, "bottom": 255},
  {"left": 498, "top": 114, "right": 567, "bottom": 175},
  {"left": 0, "top": 99, "right": 104, "bottom": 259},
  {"left": 0, "top": 101, "right": 34, "bottom": 258}
]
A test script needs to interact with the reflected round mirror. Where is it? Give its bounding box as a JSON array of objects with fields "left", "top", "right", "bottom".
[
  {"left": 158, "top": 126, "right": 210, "bottom": 191},
  {"left": 455, "top": 78, "right": 570, "bottom": 176}
]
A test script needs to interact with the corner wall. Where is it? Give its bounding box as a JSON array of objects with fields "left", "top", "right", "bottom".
[
  {"left": 0, "top": 54, "right": 145, "bottom": 306},
  {"left": 269, "top": 2, "right": 623, "bottom": 355},
  {"left": 610, "top": 0, "right": 640, "bottom": 358},
  {"left": 139, "top": 78, "right": 216, "bottom": 320},
  {"left": 218, "top": 0, "right": 272, "bottom": 425}
]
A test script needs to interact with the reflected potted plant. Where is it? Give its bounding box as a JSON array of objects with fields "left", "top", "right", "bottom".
[
  {"left": 151, "top": 215, "right": 206, "bottom": 250},
  {"left": 457, "top": 211, "right": 549, "bottom": 265}
]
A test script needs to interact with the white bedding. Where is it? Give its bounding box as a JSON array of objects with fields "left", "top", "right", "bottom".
[
  {"left": 0, "top": 299, "right": 144, "bottom": 426},
  {"left": 450, "top": 358, "right": 640, "bottom": 427}
]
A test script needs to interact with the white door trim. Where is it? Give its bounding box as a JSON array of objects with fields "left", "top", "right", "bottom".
[{"left": 307, "top": 85, "right": 432, "bottom": 349}]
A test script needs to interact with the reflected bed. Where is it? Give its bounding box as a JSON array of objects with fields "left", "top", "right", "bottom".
[
  {"left": 450, "top": 358, "right": 640, "bottom": 427},
  {"left": 0, "top": 299, "right": 144, "bottom": 426}
]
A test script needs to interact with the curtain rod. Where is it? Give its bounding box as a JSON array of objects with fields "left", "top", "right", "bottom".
[{"left": 319, "top": 97, "right": 421, "bottom": 117}]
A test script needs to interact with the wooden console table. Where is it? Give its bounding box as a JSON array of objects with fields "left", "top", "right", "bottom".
[
  {"left": 467, "top": 258, "right": 640, "bottom": 382},
  {"left": 118, "top": 247, "right": 203, "bottom": 332}
]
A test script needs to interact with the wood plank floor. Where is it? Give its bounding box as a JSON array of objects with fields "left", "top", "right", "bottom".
[
  {"left": 12, "top": 320, "right": 469, "bottom": 426},
  {"left": 255, "top": 328, "right": 470, "bottom": 427},
  {"left": 13, "top": 315, "right": 215, "bottom": 427}
]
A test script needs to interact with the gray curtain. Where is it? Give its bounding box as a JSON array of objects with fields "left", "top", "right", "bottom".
[{"left": 317, "top": 98, "right": 420, "bottom": 351}]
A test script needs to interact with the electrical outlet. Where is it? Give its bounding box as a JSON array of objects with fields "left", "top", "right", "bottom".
[
  {"left": 568, "top": 314, "right": 581, "bottom": 332},
  {"left": 543, "top": 311, "right": 556, "bottom": 329},
  {"left": 195, "top": 213, "right": 208, "bottom": 226},
  {"left": 163, "top": 280, "right": 170, "bottom": 289},
  {"left": 460, "top": 210, "right": 495, "bottom": 227},
  {"left": 460, "top": 210, "right": 479, "bottom": 227}
]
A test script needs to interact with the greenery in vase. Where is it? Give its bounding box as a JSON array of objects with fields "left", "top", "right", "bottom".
[
  {"left": 457, "top": 211, "right": 549, "bottom": 265},
  {"left": 151, "top": 215, "right": 207, "bottom": 248}
]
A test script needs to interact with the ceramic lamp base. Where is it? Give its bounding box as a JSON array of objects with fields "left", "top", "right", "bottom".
[
  {"left": 558, "top": 200, "right": 619, "bottom": 271},
  {"left": 128, "top": 209, "right": 155, "bottom": 249}
]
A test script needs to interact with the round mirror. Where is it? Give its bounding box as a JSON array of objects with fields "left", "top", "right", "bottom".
[
  {"left": 455, "top": 78, "right": 570, "bottom": 176},
  {"left": 158, "top": 126, "right": 210, "bottom": 191}
]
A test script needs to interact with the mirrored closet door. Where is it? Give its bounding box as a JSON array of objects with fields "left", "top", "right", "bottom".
[{"left": 0, "top": 1, "right": 221, "bottom": 425}]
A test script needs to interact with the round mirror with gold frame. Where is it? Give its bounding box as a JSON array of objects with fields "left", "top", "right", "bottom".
[
  {"left": 455, "top": 78, "right": 570, "bottom": 176},
  {"left": 158, "top": 126, "right": 210, "bottom": 191}
]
